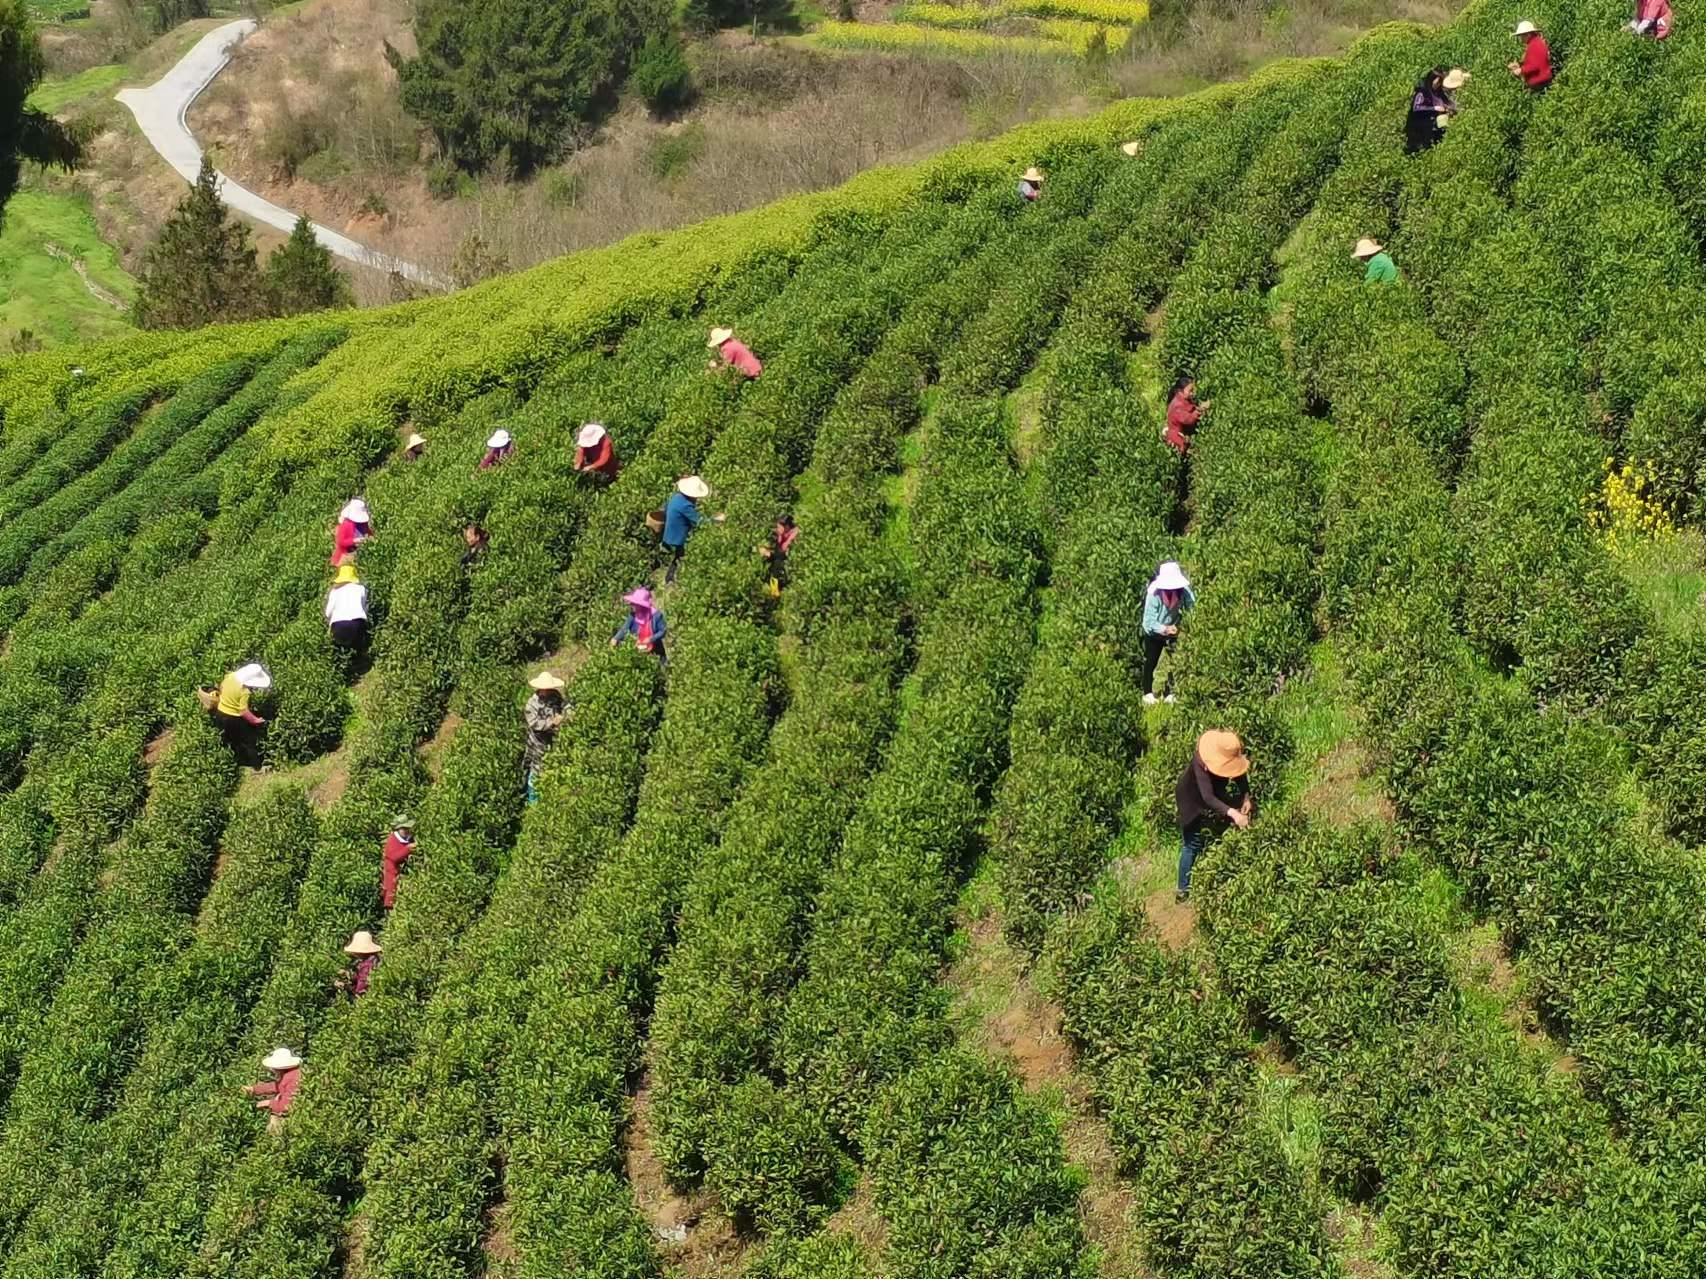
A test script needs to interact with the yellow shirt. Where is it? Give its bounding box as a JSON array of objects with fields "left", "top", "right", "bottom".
[{"left": 216, "top": 672, "right": 250, "bottom": 718}]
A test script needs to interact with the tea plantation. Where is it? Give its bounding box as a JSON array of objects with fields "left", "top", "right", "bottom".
[{"left": 1, "top": 0, "right": 1704, "bottom": 1275}]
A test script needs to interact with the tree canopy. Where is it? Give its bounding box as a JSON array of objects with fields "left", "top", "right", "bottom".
[
  {"left": 266, "top": 215, "right": 353, "bottom": 316},
  {"left": 387, "top": 0, "right": 669, "bottom": 175},
  {"left": 1, "top": 0, "right": 81, "bottom": 230},
  {"left": 134, "top": 156, "right": 266, "bottom": 330}
]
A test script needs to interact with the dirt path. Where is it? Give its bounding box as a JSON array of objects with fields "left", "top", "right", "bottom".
[
  {"left": 41, "top": 243, "right": 126, "bottom": 309},
  {"left": 622, "top": 1070, "right": 749, "bottom": 1278},
  {"left": 951, "top": 897, "right": 1150, "bottom": 1279}
]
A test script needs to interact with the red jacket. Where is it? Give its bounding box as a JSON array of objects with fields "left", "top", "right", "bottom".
[
  {"left": 1519, "top": 35, "right": 1553, "bottom": 87},
  {"left": 332, "top": 518, "right": 367, "bottom": 565},
  {"left": 251, "top": 1067, "right": 301, "bottom": 1116},
  {"left": 1636, "top": 0, "right": 1672, "bottom": 36},
  {"left": 381, "top": 831, "right": 413, "bottom": 909},
  {"left": 717, "top": 338, "right": 763, "bottom": 379},
  {"left": 1163, "top": 393, "right": 1201, "bottom": 454},
  {"left": 575, "top": 436, "right": 620, "bottom": 478}
]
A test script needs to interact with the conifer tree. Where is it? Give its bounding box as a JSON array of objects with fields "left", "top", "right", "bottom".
[
  {"left": 134, "top": 156, "right": 265, "bottom": 330},
  {"left": 265, "top": 215, "right": 352, "bottom": 316}
]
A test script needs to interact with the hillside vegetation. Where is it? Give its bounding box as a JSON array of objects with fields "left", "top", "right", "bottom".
[{"left": 0, "top": 0, "right": 1704, "bottom": 1277}]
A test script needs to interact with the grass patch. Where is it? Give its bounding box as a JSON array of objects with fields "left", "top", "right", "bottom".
[
  {"left": 0, "top": 188, "right": 136, "bottom": 350},
  {"left": 26, "top": 62, "right": 129, "bottom": 114},
  {"left": 1614, "top": 528, "right": 1706, "bottom": 637}
]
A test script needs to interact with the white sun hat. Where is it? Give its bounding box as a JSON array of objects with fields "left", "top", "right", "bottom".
[
  {"left": 262, "top": 1046, "right": 302, "bottom": 1071},
  {"left": 577, "top": 423, "right": 607, "bottom": 448},
  {"left": 1352, "top": 237, "right": 1383, "bottom": 258},
  {"left": 405, "top": 432, "right": 426, "bottom": 449},
  {"left": 677, "top": 475, "right": 710, "bottom": 500},
  {"left": 487, "top": 429, "right": 512, "bottom": 450},
  {"left": 340, "top": 498, "right": 370, "bottom": 523},
  {"left": 342, "top": 930, "right": 381, "bottom": 956},
  {"left": 1514, "top": 19, "right": 1539, "bottom": 34},
  {"left": 707, "top": 326, "right": 735, "bottom": 348},
  {"left": 1120, "top": 141, "right": 1142, "bottom": 157},
  {"left": 1151, "top": 561, "right": 1191, "bottom": 592},
  {"left": 528, "top": 670, "right": 566, "bottom": 692},
  {"left": 234, "top": 663, "right": 272, "bottom": 690},
  {"left": 1443, "top": 67, "right": 1470, "bottom": 89}
]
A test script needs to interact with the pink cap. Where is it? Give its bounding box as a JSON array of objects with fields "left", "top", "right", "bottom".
[{"left": 623, "top": 587, "right": 654, "bottom": 609}]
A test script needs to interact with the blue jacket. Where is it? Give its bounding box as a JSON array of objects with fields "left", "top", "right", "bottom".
[
  {"left": 612, "top": 609, "right": 667, "bottom": 646},
  {"left": 662, "top": 492, "right": 702, "bottom": 548},
  {"left": 1142, "top": 586, "right": 1195, "bottom": 636}
]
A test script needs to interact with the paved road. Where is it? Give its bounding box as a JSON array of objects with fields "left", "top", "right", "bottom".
[{"left": 117, "top": 20, "right": 443, "bottom": 288}]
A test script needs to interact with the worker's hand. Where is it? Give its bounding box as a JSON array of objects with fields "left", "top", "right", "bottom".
[
  {"left": 1163, "top": 625, "right": 1179, "bottom": 636},
  {"left": 254, "top": 1099, "right": 272, "bottom": 1110},
  {"left": 240, "top": 1084, "right": 257, "bottom": 1095},
  {"left": 609, "top": 637, "right": 619, "bottom": 648},
  {"left": 1507, "top": 61, "right": 1521, "bottom": 73},
  {"left": 1229, "top": 808, "right": 1250, "bottom": 829}
]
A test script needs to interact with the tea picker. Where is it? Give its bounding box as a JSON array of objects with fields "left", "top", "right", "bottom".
[
  {"left": 1141, "top": 561, "right": 1195, "bottom": 705},
  {"left": 1017, "top": 165, "right": 1045, "bottom": 202},
  {"left": 521, "top": 672, "right": 569, "bottom": 805},
  {"left": 1163, "top": 377, "right": 1209, "bottom": 455},
  {"left": 324, "top": 562, "right": 370, "bottom": 650},
  {"left": 707, "top": 326, "right": 763, "bottom": 378},
  {"left": 576, "top": 423, "right": 620, "bottom": 486},
  {"left": 332, "top": 497, "right": 371, "bottom": 566},
  {"left": 659, "top": 475, "right": 725, "bottom": 585},
  {"left": 1352, "top": 237, "right": 1398, "bottom": 285},
  {"left": 199, "top": 663, "right": 271, "bottom": 764},
  {"left": 1509, "top": 20, "right": 1553, "bottom": 88},
  {"left": 612, "top": 587, "right": 668, "bottom": 665},
  {"left": 381, "top": 813, "right": 415, "bottom": 910},
  {"left": 1176, "top": 729, "right": 1253, "bottom": 902}
]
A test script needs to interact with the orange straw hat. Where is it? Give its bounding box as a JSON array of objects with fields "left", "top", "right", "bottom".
[{"left": 1197, "top": 730, "right": 1250, "bottom": 779}]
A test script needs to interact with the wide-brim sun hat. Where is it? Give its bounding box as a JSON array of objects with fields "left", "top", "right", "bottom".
[
  {"left": 623, "top": 587, "right": 655, "bottom": 608},
  {"left": 577, "top": 423, "right": 607, "bottom": 448},
  {"left": 235, "top": 662, "right": 272, "bottom": 690},
  {"left": 405, "top": 433, "right": 426, "bottom": 449},
  {"left": 486, "top": 429, "right": 511, "bottom": 450},
  {"left": 263, "top": 1047, "right": 302, "bottom": 1071},
  {"left": 334, "top": 563, "right": 359, "bottom": 585},
  {"left": 1198, "top": 730, "right": 1251, "bottom": 779},
  {"left": 1153, "top": 560, "right": 1190, "bottom": 591},
  {"left": 343, "top": 930, "right": 381, "bottom": 956},
  {"left": 677, "top": 475, "right": 711, "bottom": 500},
  {"left": 1443, "top": 67, "right": 1470, "bottom": 89},
  {"left": 1021, "top": 166, "right": 1045, "bottom": 182},
  {"left": 1514, "top": 19, "right": 1539, "bottom": 34},
  {"left": 707, "top": 326, "right": 735, "bottom": 348},
  {"left": 1352, "top": 237, "right": 1383, "bottom": 258},
  {"left": 1120, "top": 141, "right": 1142, "bottom": 157},
  {"left": 528, "top": 671, "right": 566, "bottom": 692},
  {"left": 340, "top": 499, "right": 370, "bottom": 523},
  {"left": 391, "top": 812, "right": 414, "bottom": 830}
]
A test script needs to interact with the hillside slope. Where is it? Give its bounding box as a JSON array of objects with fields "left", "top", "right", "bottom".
[{"left": 1, "top": 2, "right": 1704, "bottom": 1277}]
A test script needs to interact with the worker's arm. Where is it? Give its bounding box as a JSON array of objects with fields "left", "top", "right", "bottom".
[
  {"left": 241, "top": 709, "right": 265, "bottom": 725},
  {"left": 682, "top": 502, "right": 703, "bottom": 530},
  {"left": 1142, "top": 593, "right": 1165, "bottom": 635},
  {"left": 1194, "top": 763, "right": 1235, "bottom": 821}
]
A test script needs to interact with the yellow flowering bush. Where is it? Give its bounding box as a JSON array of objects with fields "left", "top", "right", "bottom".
[
  {"left": 1590, "top": 457, "right": 1677, "bottom": 554},
  {"left": 814, "top": 19, "right": 1068, "bottom": 57}
]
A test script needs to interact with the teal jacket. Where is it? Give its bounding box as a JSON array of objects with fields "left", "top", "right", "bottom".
[{"left": 1143, "top": 586, "right": 1195, "bottom": 636}]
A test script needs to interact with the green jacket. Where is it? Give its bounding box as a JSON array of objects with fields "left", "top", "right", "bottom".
[{"left": 1364, "top": 251, "right": 1398, "bottom": 284}]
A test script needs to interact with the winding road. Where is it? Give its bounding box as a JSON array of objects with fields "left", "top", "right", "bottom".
[{"left": 116, "top": 20, "right": 444, "bottom": 288}]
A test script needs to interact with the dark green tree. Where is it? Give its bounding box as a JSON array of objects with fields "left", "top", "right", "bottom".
[
  {"left": 1, "top": 0, "right": 81, "bottom": 231},
  {"left": 387, "top": 0, "right": 668, "bottom": 176},
  {"left": 133, "top": 156, "right": 266, "bottom": 330},
  {"left": 264, "top": 214, "right": 352, "bottom": 316}
]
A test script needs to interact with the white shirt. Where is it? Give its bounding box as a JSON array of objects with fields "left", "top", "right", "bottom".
[{"left": 324, "top": 582, "right": 369, "bottom": 625}]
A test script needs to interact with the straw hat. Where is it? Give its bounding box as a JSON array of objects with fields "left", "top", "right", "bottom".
[
  {"left": 1514, "top": 19, "right": 1539, "bottom": 34},
  {"left": 707, "top": 326, "right": 735, "bottom": 348},
  {"left": 1197, "top": 730, "right": 1250, "bottom": 779},
  {"left": 1352, "top": 237, "right": 1383, "bottom": 259},
  {"left": 486, "top": 429, "right": 511, "bottom": 450},
  {"left": 405, "top": 432, "right": 426, "bottom": 450},
  {"left": 1120, "top": 140, "right": 1142, "bottom": 157},
  {"left": 577, "top": 423, "right": 607, "bottom": 448},
  {"left": 677, "top": 475, "right": 710, "bottom": 500},
  {"left": 528, "top": 671, "right": 566, "bottom": 692},
  {"left": 623, "top": 587, "right": 654, "bottom": 609},
  {"left": 342, "top": 930, "right": 381, "bottom": 956},
  {"left": 262, "top": 1047, "right": 302, "bottom": 1071},
  {"left": 1021, "top": 166, "right": 1045, "bottom": 183},
  {"left": 1442, "top": 67, "right": 1470, "bottom": 89},
  {"left": 340, "top": 498, "right": 370, "bottom": 523},
  {"left": 391, "top": 813, "right": 414, "bottom": 830},
  {"left": 1153, "top": 560, "right": 1190, "bottom": 592},
  {"left": 234, "top": 662, "right": 272, "bottom": 690}
]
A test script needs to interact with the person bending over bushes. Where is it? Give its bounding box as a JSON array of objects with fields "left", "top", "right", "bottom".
[
  {"left": 199, "top": 663, "right": 271, "bottom": 765},
  {"left": 1176, "top": 729, "right": 1253, "bottom": 902}
]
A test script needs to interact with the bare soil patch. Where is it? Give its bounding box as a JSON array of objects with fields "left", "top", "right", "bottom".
[
  {"left": 143, "top": 726, "right": 175, "bottom": 768},
  {"left": 1142, "top": 885, "right": 1196, "bottom": 952},
  {"left": 950, "top": 898, "right": 1148, "bottom": 1279},
  {"left": 1325, "top": 1204, "right": 1394, "bottom": 1279},
  {"left": 825, "top": 1173, "right": 888, "bottom": 1256},
  {"left": 420, "top": 711, "right": 463, "bottom": 780},
  {"left": 623, "top": 1070, "right": 750, "bottom": 1277},
  {"left": 1301, "top": 740, "right": 1395, "bottom": 829}
]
